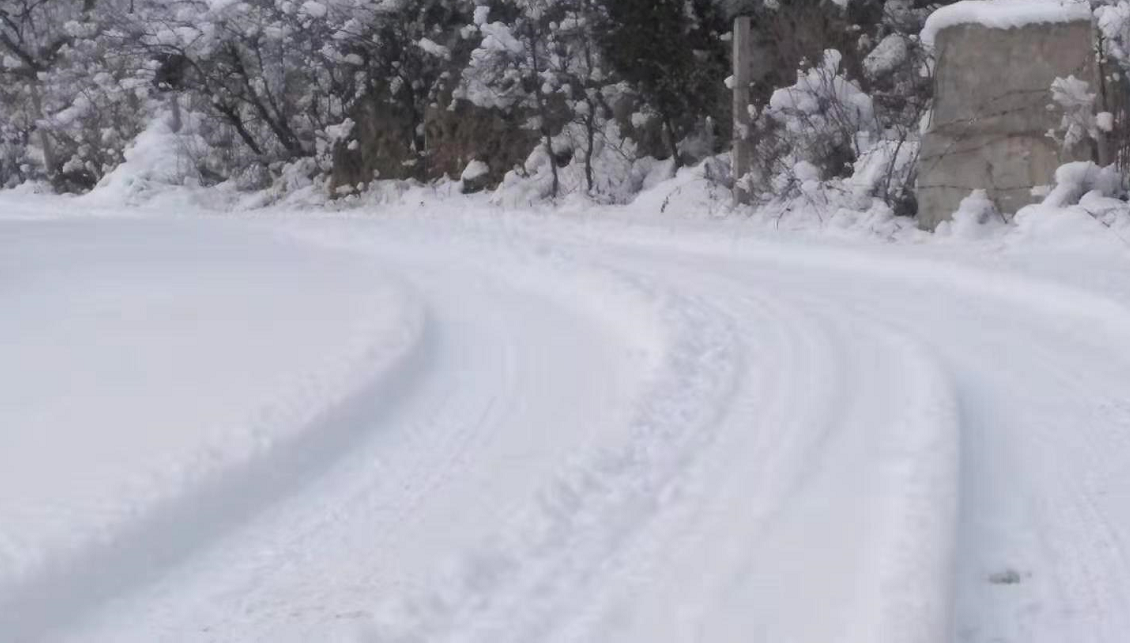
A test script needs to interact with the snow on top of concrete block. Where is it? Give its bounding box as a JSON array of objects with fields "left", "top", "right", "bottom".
[{"left": 922, "top": 0, "right": 1092, "bottom": 47}]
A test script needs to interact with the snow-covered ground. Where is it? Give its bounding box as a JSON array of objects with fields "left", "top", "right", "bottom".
[{"left": 3, "top": 189, "right": 1130, "bottom": 643}]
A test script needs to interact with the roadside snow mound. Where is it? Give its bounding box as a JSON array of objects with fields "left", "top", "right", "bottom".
[
  {"left": 83, "top": 117, "right": 199, "bottom": 205},
  {"left": 627, "top": 157, "right": 730, "bottom": 217},
  {"left": 937, "top": 190, "right": 1008, "bottom": 240}
]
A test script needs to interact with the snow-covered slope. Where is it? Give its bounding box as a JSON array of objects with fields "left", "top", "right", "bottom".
[{"left": 2, "top": 193, "right": 1130, "bottom": 643}]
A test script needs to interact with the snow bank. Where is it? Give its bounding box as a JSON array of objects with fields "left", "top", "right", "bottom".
[
  {"left": 84, "top": 116, "right": 196, "bottom": 205},
  {"left": 937, "top": 189, "right": 1008, "bottom": 239},
  {"left": 1041, "top": 160, "right": 1121, "bottom": 208},
  {"left": 922, "top": 0, "right": 1093, "bottom": 48},
  {"left": 628, "top": 156, "right": 730, "bottom": 217},
  {"left": 0, "top": 216, "right": 424, "bottom": 638}
]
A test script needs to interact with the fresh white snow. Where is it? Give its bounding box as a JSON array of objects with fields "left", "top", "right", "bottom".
[
  {"left": 0, "top": 204, "right": 423, "bottom": 640},
  {"left": 2, "top": 189, "right": 1130, "bottom": 643}
]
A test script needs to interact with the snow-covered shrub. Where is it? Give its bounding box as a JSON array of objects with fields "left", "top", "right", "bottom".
[
  {"left": 848, "top": 138, "right": 920, "bottom": 202},
  {"left": 0, "top": 0, "right": 151, "bottom": 191},
  {"left": 597, "top": 0, "right": 730, "bottom": 171},
  {"left": 1042, "top": 161, "right": 1123, "bottom": 208},
  {"left": 1049, "top": 75, "right": 1102, "bottom": 153},
  {"left": 1013, "top": 159, "right": 1130, "bottom": 246},
  {"left": 456, "top": 0, "right": 716, "bottom": 204},
  {"left": 726, "top": 0, "right": 936, "bottom": 216},
  {"left": 491, "top": 117, "right": 661, "bottom": 206},
  {"left": 1094, "top": 0, "right": 1130, "bottom": 172},
  {"left": 0, "top": 96, "right": 34, "bottom": 189},
  {"left": 744, "top": 50, "right": 878, "bottom": 196},
  {"left": 327, "top": 0, "right": 482, "bottom": 190},
  {"left": 456, "top": 0, "right": 571, "bottom": 197},
  {"left": 39, "top": 46, "right": 151, "bottom": 192},
  {"left": 88, "top": 113, "right": 199, "bottom": 203},
  {"left": 940, "top": 189, "right": 1008, "bottom": 239}
]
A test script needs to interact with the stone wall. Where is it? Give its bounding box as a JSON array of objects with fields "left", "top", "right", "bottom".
[{"left": 917, "top": 19, "right": 1098, "bottom": 230}]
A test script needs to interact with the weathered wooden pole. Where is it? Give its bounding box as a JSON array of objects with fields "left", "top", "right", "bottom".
[
  {"left": 732, "top": 16, "right": 752, "bottom": 205},
  {"left": 169, "top": 93, "right": 183, "bottom": 133}
]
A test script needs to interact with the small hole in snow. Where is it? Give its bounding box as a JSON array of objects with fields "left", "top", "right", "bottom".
[{"left": 988, "top": 568, "right": 1022, "bottom": 585}]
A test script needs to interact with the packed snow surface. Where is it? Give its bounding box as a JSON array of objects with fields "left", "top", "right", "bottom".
[
  {"left": 3, "top": 191, "right": 1130, "bottom": 643},
  {"left": 922, "top": 0, "right": 1093, "bottom": 47}
]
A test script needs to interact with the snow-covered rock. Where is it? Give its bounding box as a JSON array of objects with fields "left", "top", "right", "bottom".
[
  {"left": 300, "top": 0, "right": 327, "bottom": 18},
  {"left": 460, "top": 159, "right": 491, "bottom": 194},
  {"left": 863, "top": 33, "right": 909, "bottom": 80}
]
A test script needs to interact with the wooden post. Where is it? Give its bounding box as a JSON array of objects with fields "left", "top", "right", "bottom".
[
  {"left": 169, "top": 93, "right": 183, "bottom": 133},
  {"left": 732, "top": 16, "right": 753, "bottom": 205}
]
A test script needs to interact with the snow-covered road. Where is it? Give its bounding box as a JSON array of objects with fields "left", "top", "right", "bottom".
[{"left": 3, "top": 196, "right": 1130, "bottom": 642}]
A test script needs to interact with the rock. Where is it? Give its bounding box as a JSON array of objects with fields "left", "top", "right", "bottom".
[{"left": 460, "top": 159, "right": 490, "bottom": 194}]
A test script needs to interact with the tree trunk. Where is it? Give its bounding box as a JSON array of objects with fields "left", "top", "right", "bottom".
[
  {"left": 732, "top": 16, "right": 753, "bottom": 204},
  {"left": 30, "top": 85, "right": 56, "bottom": 180},
  {"left": 545, "top": 130, "right": 559, "bottom": 198},
  {"left": 528, "top": 29, "right": 559, "bottom": 199},
  {"left": 584, "top": 106, "right": 596, "bottom": 193},
  {"left": 215, "top": 103, "right": 265, "bottom": 157},
  {"left": 663, "top": 113, "right": 681, "bottom": 175}
]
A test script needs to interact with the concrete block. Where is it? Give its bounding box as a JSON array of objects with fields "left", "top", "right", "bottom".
[{"left": 917, "top": 18, "right": 1097, "bottom": 230}]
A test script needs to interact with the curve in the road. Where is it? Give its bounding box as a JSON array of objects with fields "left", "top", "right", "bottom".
[{"left": 22, "top": 214, "right": 1130, "bottom": 643}]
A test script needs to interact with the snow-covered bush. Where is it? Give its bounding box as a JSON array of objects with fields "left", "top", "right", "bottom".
[
  {"left": 729, "top": 0, "right": 936, "bottom": 216},
  {"left": 0, "top": 0, "right": 150, "bottom": 191},
  {"left": 940, "top": 189, "right": 1008, "bottom": 239},
  {"left": 456, "top": 0, "right": 719, "bottom": 203},
  {"left": 1095, "top": 0, "right": 1130, "bottom": 172},
  {"left": 1042, "top": 161, "right": 1123, "bottom": 208},
  {"left": 1049, "top": 75, "right": 1102, "bottom": 153},
  {"left": 744, "top": 50, "right": 878, "bottom": 195},
  {"left": 1010, "top": 160, "right": 1130, "bottom": 245},
  {"left": 597, "top": 0, "right": 730, "bottom": 171},
  {"left": 457, "top": 0, "right": 571, "bottom": 197},
  {"left": 491, "top": 116, "right": 661, "bottom": 206},
  {"left": 88, "top": 114, "right": 201, "bottom": 204}
]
